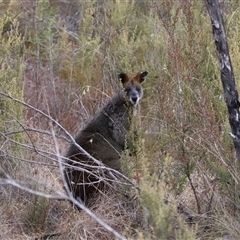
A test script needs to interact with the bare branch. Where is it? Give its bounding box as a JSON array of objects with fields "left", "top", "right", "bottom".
[
  {"left": 205, "top": 0, "right": 240, "bottom": 161},
  {"left": 0, "top": 178, "right": 65, "bottom": 200}
]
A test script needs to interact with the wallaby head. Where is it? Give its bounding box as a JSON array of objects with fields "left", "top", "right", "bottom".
[{"left": 118, "top": 71, "right": 148, "bottom": 106}]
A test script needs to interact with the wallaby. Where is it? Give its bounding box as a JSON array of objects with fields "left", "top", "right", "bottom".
[{"left": 64, "top": 71, "right": 148, "bottom": 204}]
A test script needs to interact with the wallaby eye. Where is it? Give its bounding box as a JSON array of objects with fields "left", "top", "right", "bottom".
[
  {"left": 136, "top": 86, "right": 141, "bottom": 93},
  {"left": 125, "top": 86, "right": 131, "bottom": 94}
]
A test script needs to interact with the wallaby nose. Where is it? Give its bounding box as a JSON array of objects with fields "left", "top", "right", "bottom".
[{"left": 131, "top": 96, "right": 138, "bottom": 104}]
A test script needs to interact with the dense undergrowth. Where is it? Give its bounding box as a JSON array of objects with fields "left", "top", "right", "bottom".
[{"left": 1, "top": 0, "right": 240, "bottom": 239}]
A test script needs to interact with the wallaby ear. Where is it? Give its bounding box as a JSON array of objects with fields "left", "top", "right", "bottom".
[
  {"left": 118, "top": 72, "right": 129, "bottom": 85},
  {"left": 139, "top": 71, "right": 148, "bottom": 83}
]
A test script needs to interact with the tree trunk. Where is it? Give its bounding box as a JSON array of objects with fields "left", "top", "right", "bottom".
[{"left": 205, "top": 0, "right": 240, "bottom": 161}]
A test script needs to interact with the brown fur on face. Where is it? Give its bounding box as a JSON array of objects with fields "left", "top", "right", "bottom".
[{"left": 64, "top": 71, "right": 148, "bottom": 205}]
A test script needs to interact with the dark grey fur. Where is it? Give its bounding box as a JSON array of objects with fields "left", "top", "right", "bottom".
[{"left": 64, "top": 71, "right": 148, "bottom": 204}]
